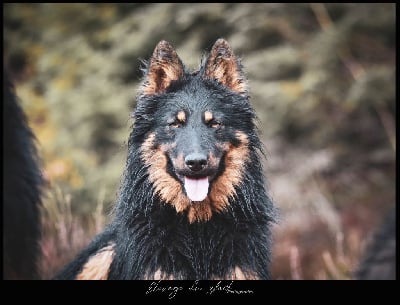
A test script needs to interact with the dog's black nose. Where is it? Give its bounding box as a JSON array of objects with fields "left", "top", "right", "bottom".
[{"left": 185, "top": 153, "right": 208, "bottom": 172}]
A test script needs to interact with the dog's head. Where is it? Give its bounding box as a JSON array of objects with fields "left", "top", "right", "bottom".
[{"left": 134, "top": 39, "right": 259, "bottom": 223}]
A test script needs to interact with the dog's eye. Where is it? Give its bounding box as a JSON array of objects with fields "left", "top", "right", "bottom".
[
  {"left": 169, "top": 121, "right": 182, "bottom": 128},
  {"left": 209, "top": 120, "right": 222, "bottom": 128}
]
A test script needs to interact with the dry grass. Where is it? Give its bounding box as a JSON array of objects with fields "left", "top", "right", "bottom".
[
  {"left": 266, "top": 139, "right": 385, "bottom": 280},
  {"left": 271, "top": 219, "right": 364, "bottom": 280},
  {"left": 39, "top": 185, "right": 107, "bottom": 279}
]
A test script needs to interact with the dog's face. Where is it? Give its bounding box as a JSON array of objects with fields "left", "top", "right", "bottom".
[
  {"left": 136, "top": 39, "right": 256, "bottom": 223},
  {"left": 155, "top": 92, "right": 227, "bottom": 202}
]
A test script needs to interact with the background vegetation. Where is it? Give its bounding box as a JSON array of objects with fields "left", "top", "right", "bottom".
[{"left": 4, "top": 3, "right": 395, "bottom": 279}]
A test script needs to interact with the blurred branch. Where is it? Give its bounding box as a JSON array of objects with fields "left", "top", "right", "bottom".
[
  {"left": 375, "top": 107, "right": 396, "bottom": 151},
  {"left": 290, "top": 246, "right": 303, "bottom": 280},
  {"left": 95, "top": 186, "right": 107, "bottom": 233},
  {"left": 310, "top": 3, "right": 395, "bottom": 152},
  {"left": 336, "top": 231, "right": 345, "bottom": 264},
  {"left": 309, "top": 3, "right": 333, "bottom": 31},
  {"left": 322, "top": 251, "right": 341, "bottom": 279},
  {"left": 309, "top": 3, "right": 365, "bottom": 80}
]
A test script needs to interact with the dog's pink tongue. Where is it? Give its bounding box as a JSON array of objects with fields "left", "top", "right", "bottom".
[{"left": 184, "top": 177, "right": 209, "bottom": 202}]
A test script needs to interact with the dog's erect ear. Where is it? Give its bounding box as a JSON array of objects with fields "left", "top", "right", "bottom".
[
  {"left": 203, "top": 39, "right": 247, "bottom": 96},
  {"left": 140, "top": 40, "right": 184, "bottom": 95}
]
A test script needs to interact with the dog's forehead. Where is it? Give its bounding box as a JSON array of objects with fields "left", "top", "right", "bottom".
[
  {"left": 167, "top": 80, "right": 223, "bottom": 111},
  {"left": 167, "top": 97, "right": 218, "bottom": 120}
]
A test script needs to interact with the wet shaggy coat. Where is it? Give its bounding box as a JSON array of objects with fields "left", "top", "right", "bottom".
[
  {"left": 54, "top": 39, "right": 276, "bottom": 280},
  {"left": 3, "top": 71, "right": 43, "bottom": 280}
]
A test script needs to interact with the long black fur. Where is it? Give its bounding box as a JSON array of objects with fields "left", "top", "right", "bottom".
[
  {"left": 55, "top": 40, "right": 276, "bottom": 280},
  {"left": 3, "top": 70, "right": 44, "bottom": 280}
]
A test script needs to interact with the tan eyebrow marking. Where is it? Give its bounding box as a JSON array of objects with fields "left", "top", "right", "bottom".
[
  {"left": 177, "top": 111, "right": 186, "bottom": 122},
  {"left": 204, "top": 111, "right": 213, "bottom": 123}
]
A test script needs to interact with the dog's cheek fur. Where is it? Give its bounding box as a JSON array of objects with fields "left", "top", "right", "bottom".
[
  {"left": 140, "top": 133, "right": 191, "bottom": 213},
  {"left": 210, "top": 131, "right": 250, "bottom": 211}
]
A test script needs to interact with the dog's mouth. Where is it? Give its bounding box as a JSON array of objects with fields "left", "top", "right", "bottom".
[
  {"left": 167, "top": 154, "right": 221, "bottom": 203},
  {"left": 183, "top": 176, "right": 210, "bottom": 202}
]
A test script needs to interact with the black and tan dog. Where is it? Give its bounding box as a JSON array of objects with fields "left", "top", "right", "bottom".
[{"left": 54, "top": 38, "right": 276, "bottom": 280}]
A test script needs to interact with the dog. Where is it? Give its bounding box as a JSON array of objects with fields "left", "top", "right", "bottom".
[
  {"left": 3, "top": 70, "right": 44, "bottom": 280},
  {"left": 54, "top": 38, "right": 276, "bottom": 280}
]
